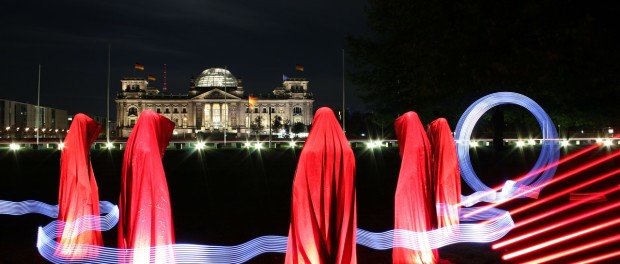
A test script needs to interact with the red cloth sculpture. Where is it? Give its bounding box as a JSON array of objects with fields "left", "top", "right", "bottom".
[
  {"left": 427, "top": 118, "right": 461, "bottom": 230},
  {"left": 118, "top": 110, "right": 175, "bottom": 263},
  {"left": 393, "top": 112, "right": 438, "bottom": 264},
  {"left": 56, "top": 113, "right": 103, "bottom": 259},
  {"left": 285, "top": 107, "right": 357, "bottom": 264}
]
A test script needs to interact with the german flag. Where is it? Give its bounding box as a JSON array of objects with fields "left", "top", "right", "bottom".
[
  {"left": 248, "top": 96, "right": 258, "bottom": 108},
  {"left": 147, "top": 75, "right": 156, "bottom": 81},
  {"left": 134, "top": 63, "right": 145, "bottom": 70},
  {"left": 295, "top": 64, "right": 304, "bottom": 72}
]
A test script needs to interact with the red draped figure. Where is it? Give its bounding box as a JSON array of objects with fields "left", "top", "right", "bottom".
[
  {"left": 393, "top": 112, "right": 438, "bottom": 264},
  {"left": 118, "top": 110, "right": 175, "bottom": 264},
  {"left": 427, "top": 118, "right": 461, "bottom": 230},
  {"left": 285, "top": 107, "right": 357, "bottom": 264},
  {"left": 56, "top": 113, "right": 103, "bottom": 259}
]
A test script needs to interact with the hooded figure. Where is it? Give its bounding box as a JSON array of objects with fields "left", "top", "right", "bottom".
[
  {"left": 285, "top": 107, "right": 357, "bottom": 264},
  {"left": 118, "top": 110, "right": 175, "bottom": 264},
  {"left": 393, "top": 112, "right": 438, "bottom": 264},
  {"left": 427, "top": 118, "right": 461, "bottom": 230},
  {"left": 56, "top": 113, "right": 103, "bottom": 259}
]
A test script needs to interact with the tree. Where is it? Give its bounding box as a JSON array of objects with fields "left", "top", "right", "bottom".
[
  {"left": 272, "top": 115, "right": 283, "bottom": 134},
  {"left": 347, "top": 0, "right": 620, "bottom": 130},
  {"left": 251, "top": 116, "right": 264, "bottom": 136},
  {"left": 291, "top": 122, "right": 305, "bottom": 137}
]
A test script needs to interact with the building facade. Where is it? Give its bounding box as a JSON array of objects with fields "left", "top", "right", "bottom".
[
  {"left": 0, "top": 99, "right": 68, "bottom": 138},
  {"left": 115, "top": 68, "right": 314, "bottom": 138}
]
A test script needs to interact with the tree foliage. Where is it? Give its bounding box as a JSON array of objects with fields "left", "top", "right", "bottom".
[{"left": 347, "top": 0, "right": 620, "bottom": 129}]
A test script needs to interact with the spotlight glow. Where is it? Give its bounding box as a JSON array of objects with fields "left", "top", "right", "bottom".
[
  {"left": 528, "top": 139, "right": 536, "bottom": 145},
  {"left": 105, "top": 142, "right": 114, "bottom": 149},
  {"left": 254, "top": 142, "right": 263, "bottom": 149},
  {"left": 516, "top": 141, "right": 526, "bottom": 147},
  {"left": 196, "top": 142, "right": 206, "bottom": 149},
  {"left": 58, "top": 143, "right": 65, "bottom": 150},
  {"left": 244, "top": 142, "right": 251, "bottom": 148},
  {"left": 469, "top": 141, "right": 478, "bottom": 147},
  {"left": 289, "top": 141, "right": 296, "bottom": 148},
  {"left": 9, "top": 143, "right": 20, "bottom": 150}
]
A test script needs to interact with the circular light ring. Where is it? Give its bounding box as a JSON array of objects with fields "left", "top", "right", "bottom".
[{"left": 454, "top": 92, "right": 559, "bottom": 198}]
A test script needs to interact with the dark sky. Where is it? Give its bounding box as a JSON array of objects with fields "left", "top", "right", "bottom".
[{"left": 1, "top": 0, "right": 369, "bottom": 117}]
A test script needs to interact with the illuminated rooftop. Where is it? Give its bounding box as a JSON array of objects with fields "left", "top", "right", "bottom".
[{"left": 194, "top": 68, "right": 238, "bottom": 88}]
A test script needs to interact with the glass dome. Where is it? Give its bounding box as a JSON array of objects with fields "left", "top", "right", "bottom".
[{"left": 195, "top": 68, "right": 238, "bottom": 88}]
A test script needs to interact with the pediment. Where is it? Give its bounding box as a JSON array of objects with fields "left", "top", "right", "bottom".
[{"left": 192, "top": 89, "right": 241, "bottom": 100}]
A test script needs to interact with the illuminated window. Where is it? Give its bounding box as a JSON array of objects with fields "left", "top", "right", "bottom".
[{"left": 128, "top": 107, "right": 138, "bottom": 116}]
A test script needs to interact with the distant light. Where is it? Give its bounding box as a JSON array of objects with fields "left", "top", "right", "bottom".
[
  {"left": 105, "top": 142, "right": 114, "bottom": 149},
  {"left": 604, "top": 139, "right": 613, "bottom": 146},
  {"left": 54, "top": 129, "right": 58, "bottom": 132},
  {"left": 25, "top": 128, "right": 30, "bottom": 132},
  {"left": 576, "top": 140, "right": 580, "bottom": 145},
  {"left": 366, "top": 141, "right": 382, "bottom": 149},
  {"left": 34, "top": 128, "right": 38, "bottom": 131},
  {"left": 9, "top": 143, "right": 20, "bottom": 150},
  {"left": 244, "top": 142, "right": 252, "bottom": 148},
  {"left": 561, "top": 140, "right": 570, "bottom": 147},
  {"left": 196, "top": 142, "right": 206, "bottom": 149},
  {"left": 289, "top": 141, "right": 296, "bottom": 148},
  {"left": 5, "top": 127, "right": 9, "bottom": 131},
  {"left": 58, "top": 143, "right": 65, "bottom": 150},
  {"left": 361, "top": 133, "right": 366, "bottom": 137},
  {"left": 42, "top": 128, "right": 46, "bottom": 132},
  {"left": 485, "top": 141, "right": 490, "bottom": 146},
  {"left": 254, "top": 142, "right": 263, "bottom": 149},
  {"left": 469, "top": 141, "right": 478, "bottom": 148},
  {"left": 595, "top": 138, "right": 603, "bottom": 143},
  {"left": 173, "top": 131, "right": 179, "bottom": 135},
  {"left": 528, "top": 139, "right": 536, "bottom": 145},
  {"left": 516, "top": 141, "right": 526, "bottom": 147},
  {"left": 608, "top": 128, "right": 614, "bottom": 134}
]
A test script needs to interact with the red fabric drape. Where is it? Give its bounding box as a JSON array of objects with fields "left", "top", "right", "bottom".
[
  {"left": 393, "top": 112, "right": 438, "bottom": 264},
  {"left": 118, "top": 110, "right": 175, "bottom": 263},
  {"left": 285, "top": 107, "right": 357, "bottom": 264},
  {"left": 427, "top": 118, "right": 461, "bottom": 229},
  {"left": 56, "top": 113, "right": 103, "bottom": 259}
]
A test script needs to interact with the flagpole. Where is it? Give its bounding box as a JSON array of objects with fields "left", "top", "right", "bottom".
[
  {"left": 106, "top": 42, "right": 111, "bottom": 143},
  {"left": 342, "top": 49, "right": 346, "bottom": 133},
  {"left": 224, "top": 66, "right": 227, "bottom": 145},
  {"left": 36, "top": 64, "right": 41, "bottom": 145}
]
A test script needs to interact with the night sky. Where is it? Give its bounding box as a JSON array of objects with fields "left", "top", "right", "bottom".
[{"left": 1, "top": 0, "right": 368, "bottom": 117}]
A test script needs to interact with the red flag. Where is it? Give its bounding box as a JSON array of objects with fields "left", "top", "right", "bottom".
[
  {"left": 295, "top": 64, "right": 304, "bottom": 72},
  {"left": 134, "top": 63, "right": 144, "bottom": 71},
  {"left": 147, "top": 75, "right": 156, "bottom": 81},
  {"left": 248, "top": 96, "right": 257, "bottom": 108}
]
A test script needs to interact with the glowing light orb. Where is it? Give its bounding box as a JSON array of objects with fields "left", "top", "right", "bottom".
[
  {"left": 9, "top": 143, "right": 20, "bottom": 150},
  {"left": 196, "top": 142, "right": 206, "bottom": 149},
  {"left": 455, "top": 92, "right": 560, "bottom": 202}
]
